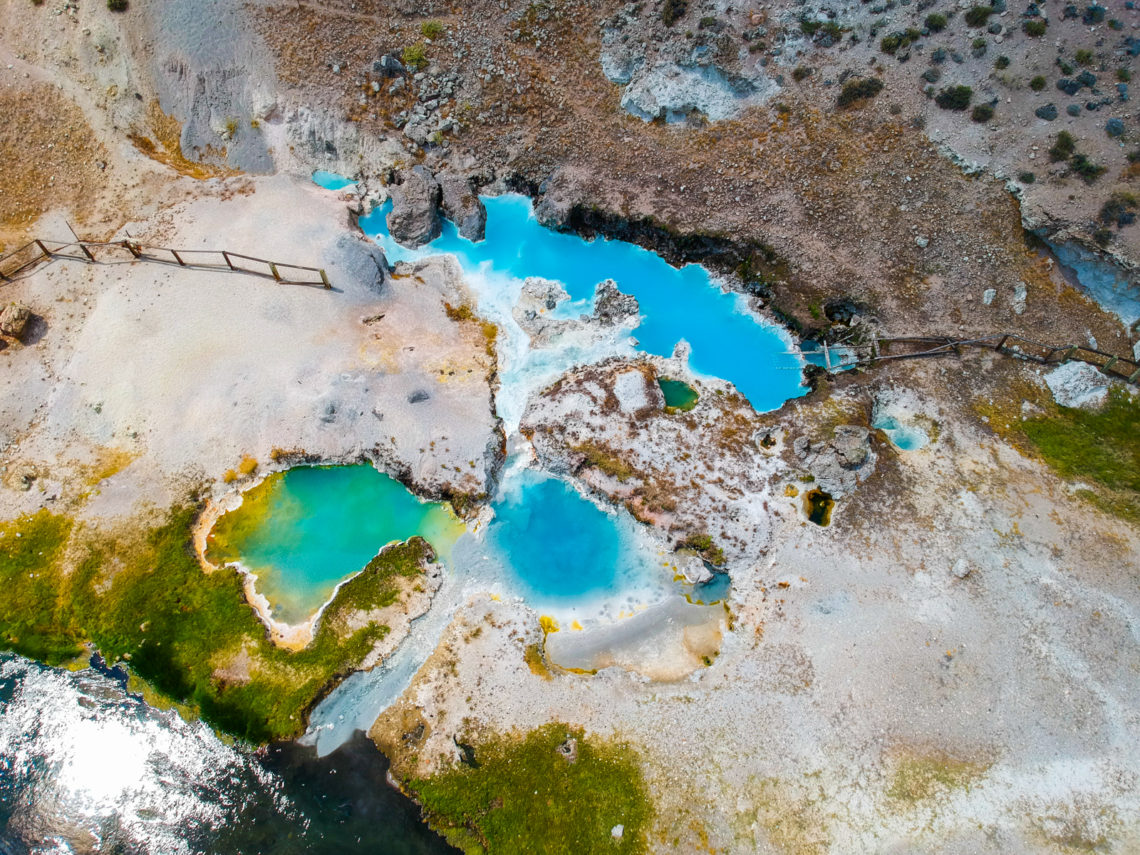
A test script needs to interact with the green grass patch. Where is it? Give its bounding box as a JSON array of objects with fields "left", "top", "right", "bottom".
[
  {"left": 409, "top": 723, "right": 652, "bottom": 854},
  {"left": 0, "top": 504, "right": 436, "bottom": 743},
  {"left": 1021, "top": 390, "right": 1140, "bottom": 494},
  {"left": 0, "top": 511, "right": 83, "bottom": 665}
]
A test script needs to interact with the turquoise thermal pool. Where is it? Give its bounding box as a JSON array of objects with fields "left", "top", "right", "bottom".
[
  {"left": 360, "top": 193, "right": 809, "bottom": 413},
  {"left": 312, "top": 170, "right": 357, "bottom": 191},
  {"left": 873, "top": 416, "right": 930, "bottom": 451},
  {"left": 206, "top": 465, "right": 463, "bottom": 626},
  {"left": 487, "top": 471, "right": 630, "bottom": 605}
]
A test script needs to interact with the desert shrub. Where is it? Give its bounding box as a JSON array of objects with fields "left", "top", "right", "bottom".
[
  {"left": 972, "top": 103, "right": 995, "bottom": 122},
  {"left": 662, "top": 0, "right": 687, "bottom": 26},
  {"left": 880, "top": 28, "right": 921, "bottom": 54},
  {"left": 1024, "top": 19, "right": 1047, "bottom": 36},
  {"left": 935, "top": 85, "right": 973, "bottom": 110},
  {"left": 1048, "top": 130, "right": 1076, "bottom": 161},
  {"left": 925, "top": 13, "right": 948, "bottom": 31},
  {"left": 837, "top": 76, "right": 884, "bottom": 107},
  {"left": 964, "top": 5, "right": 993, "bottom": 26},
  {"left": 1070, "top": 153, "right": 1106, "bottom": 183},
  {"left": 1074, "top": 48, "right": 1094, "bottom": 66},
  {"left": 1018, "top": 171, "right": 1036, "bottom": 183},
  {"left": 107, "top": 0, "right": 127, "bottom": 9},
  {"left": 1029, "top": 75, "right": 1047, "bottom": 91},
  {"left": 401, "top": 42, "right": 427, "bottom": 70},
  {"left": 1117, "top": 68, "right": 1131, "bottom": 82},
  {"left": 994, "top": 55, "right": 1010, "bottom": 69},
  {"left": 420, "top": 20, "right": 444, "bottom": 38},
  {"left": 793, "top": 65, "right": 813, "bottom": 82}
]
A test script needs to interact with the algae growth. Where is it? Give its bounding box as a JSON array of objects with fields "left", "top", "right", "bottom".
[
  {"left": 0, "top": 505, "right": 438, "bottom": 743},
  {"left": 409, "top": 723, "right": 652, "bottom": 854}
]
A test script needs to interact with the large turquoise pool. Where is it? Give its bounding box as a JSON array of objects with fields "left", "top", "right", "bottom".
[{"left": 360, "top": 194, "right": 808, "bottom": 413}]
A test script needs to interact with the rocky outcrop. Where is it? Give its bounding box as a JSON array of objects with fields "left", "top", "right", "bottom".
[
  {"left": 593, "top": 280, "right": 639, "bottom": 325},
  {"left": 439, "top": 173, "right": 487, "bottom": 241},
  {"left": 387, "top": 166, "right": 442, "bottom": 247},
  {"left": 0, "top": 303, "right": 32, "bottom": 339},
  {"left": 793, "top": 425, "right": 876, "bottom": 499},
  {"left": 620, "top": 63, "right": 775, "bottom": 123},
  {"left": 512, "top": 278, "right": 639, "bottom": 348}
]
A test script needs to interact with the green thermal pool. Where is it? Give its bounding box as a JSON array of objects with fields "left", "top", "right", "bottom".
[{"left": 206, "top": 465, "right": 464, "bottom": 625}]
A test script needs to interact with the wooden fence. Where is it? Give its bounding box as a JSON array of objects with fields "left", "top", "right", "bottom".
[
  {"left": 818, "top": 332, "right": 1140, "bottom": 385},
  {"left": 0, "top": 236, "right": 331, "bottom": 289}
]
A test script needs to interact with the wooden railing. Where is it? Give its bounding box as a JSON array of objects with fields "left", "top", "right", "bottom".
[
  {"left": 0, "top": 236, "right": 331, "bottom": 289},
  {"left": 821, "top": 333, "right": 1140, "bottom": 385}
]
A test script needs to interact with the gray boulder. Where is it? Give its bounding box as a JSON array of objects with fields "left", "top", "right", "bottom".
[
  {"left": 438, "top": 173, "right": 487, "bottom": 241},
  {"left": 386, "top": 166, "right": 442, "bottom": 247},
  {"left": 593, "top": 280, "right": 639, "bottom": 325},
  {"left": 374, "top": 54, "right": 405, "bottom": 77},
  {"left": 793, "top": 425, "right": 876, "bottom": 498},
  {"left": 0, "top": 302, "right": 32, "bottom": 338}
]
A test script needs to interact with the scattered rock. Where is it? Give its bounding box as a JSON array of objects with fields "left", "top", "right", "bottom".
[
  {"left": 1011, "top": 282, "right": 1027, "bottom": 315},
  {"left": 982, "top": 288, "right": 996, "bottom": 305},
  {"left": 438, "top": 172, "right": 487, "bottom": 241},
  {"left": 1044, "top": 361, "right": 1110, "bottom": 408},
  {"left": 915, "top": 235, "right": 929, "bottom": 248},
  {"left": 408, "top": 389, "right": 431, "bottom": 404},
  {"left": 951, "top": 558, "right": 972, "bottom": 579},
  {"left": 0, "top": 302, "right": 32, "bottom": 338},
  {"left": 386, "top": 166, "right": 442, "bottom": 247},
  {"left": 557, "top": 737, "right": 578, "bottom": 763},
  {"left": 611, "top": 824, "right": 624, "bottom": 840}
]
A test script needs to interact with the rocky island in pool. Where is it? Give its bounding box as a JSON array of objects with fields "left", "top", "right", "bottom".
[{"left": 2, "top": 0, "right": 1140, "bottom": 852}]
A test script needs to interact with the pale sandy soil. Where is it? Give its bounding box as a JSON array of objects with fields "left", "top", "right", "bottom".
[{"left": 374, "top": 355, "right": 1140, "bottom": 854}]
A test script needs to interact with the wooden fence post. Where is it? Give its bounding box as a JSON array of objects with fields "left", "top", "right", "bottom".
[
  {"left": 171, "top": 250, "right": 186, "bottom": 266},
  {"left": 1102, "top": 355, "right": 1119, "bottom": 373},
  {"left": 319, "top": 269, "right": 331, "bottom": 289},
  {"left": 1061, "top": 345, "right": 1077, "bottom": 363},
  {"left": 268, "top": 262, "right": 281, "bottom": 282},
  {"left": 34, "top": 240, "right": 51, "bottom": 259},
  {"left": 122, "top": 240, "right": 142, "bottom": 258},
  {"left": 222, "top": 251, "right": 235, "bottom": 270},
  {"left": 1129, "top": 365, "right": 1140, "bottom": 383},
  {"left": 995, "top": 335, "right": 1009, "bottom": 352}
]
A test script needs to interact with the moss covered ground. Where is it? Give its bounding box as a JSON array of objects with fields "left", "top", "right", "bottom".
[
  {"left": 0, "top": 504, "right": 434, "bottom": 743},
  {"left": 409, "top": 723, "right": 652, "bottom": 854},
  {"left": 976, "top": 380, "right": 1140, "bottom": 525}
]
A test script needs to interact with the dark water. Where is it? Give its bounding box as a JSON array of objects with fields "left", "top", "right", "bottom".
[{"left": 0, "top": 654, "right": 454, "bottom": 855}]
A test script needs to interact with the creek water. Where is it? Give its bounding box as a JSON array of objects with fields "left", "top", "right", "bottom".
[{"left": 0, "top": 653, "right": 455, "bottom": 854}]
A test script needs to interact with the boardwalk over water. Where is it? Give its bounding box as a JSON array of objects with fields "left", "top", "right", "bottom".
[{"left": 813, "top": 332, "right": 1140, "bottom": 386}]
